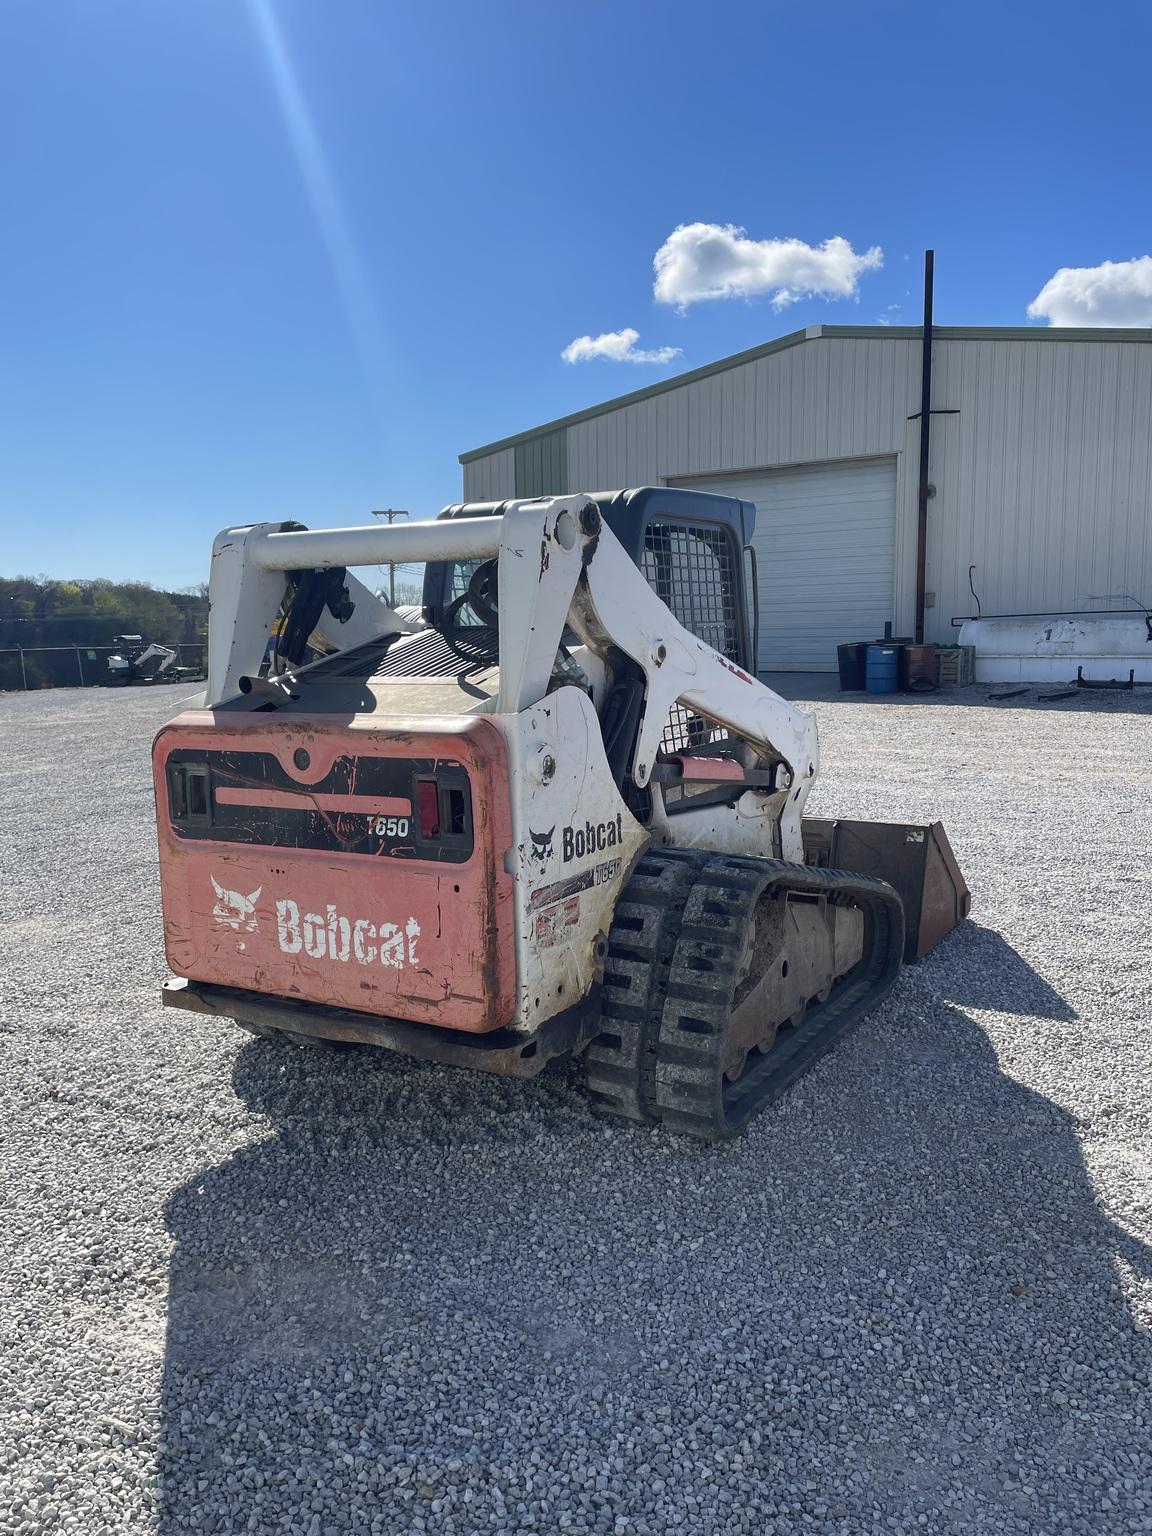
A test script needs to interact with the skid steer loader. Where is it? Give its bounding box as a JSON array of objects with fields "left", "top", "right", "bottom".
[{"left": 153, "top": 488, "right": 969, "bottom": 1139}]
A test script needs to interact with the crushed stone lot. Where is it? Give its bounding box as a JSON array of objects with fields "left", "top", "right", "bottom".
[{"left": 2, "top": 681, "right": 1151, "bottom": 1536}]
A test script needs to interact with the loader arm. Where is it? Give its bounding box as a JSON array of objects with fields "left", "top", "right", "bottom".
[
  {"left": 482, "top": 495, "right": 818, "bottom": 858},
  {"left": 567, "top": 520, "right": 817, "bottom": 859}
]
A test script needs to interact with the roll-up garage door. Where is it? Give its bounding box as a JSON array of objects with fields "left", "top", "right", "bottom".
[{"left": 671, "top": 457, "right": 897, "bottom": 672}]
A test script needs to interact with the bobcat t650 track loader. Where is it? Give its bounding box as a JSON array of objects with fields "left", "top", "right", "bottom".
[{"left": 154, "top": 488, "right": 969, "bottom": 1139}]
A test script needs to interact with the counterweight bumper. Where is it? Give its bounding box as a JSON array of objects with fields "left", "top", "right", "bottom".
[{"left": 162, "top": 978, "right": 601, "bottom": 1079}]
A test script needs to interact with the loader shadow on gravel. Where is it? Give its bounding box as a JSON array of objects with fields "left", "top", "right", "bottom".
[
  {"left": 925, "top": 923, "right": 1078, "bottom": 1020},
  {"left": 156, "top": 986, "right": 1152, "bottom": 1536}
]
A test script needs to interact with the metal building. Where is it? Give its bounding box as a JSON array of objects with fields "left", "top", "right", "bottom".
[{"left": 459, "top": 324, "right": 1152, "bottom": 671}]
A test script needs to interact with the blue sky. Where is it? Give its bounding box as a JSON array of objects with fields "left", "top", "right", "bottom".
[{"left": 2, "top": 0, "right": 1150, "bottom": 588}]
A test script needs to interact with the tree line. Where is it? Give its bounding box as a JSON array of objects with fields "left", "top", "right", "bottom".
[{"left": 0, "top": 576, "right": 208, "bottom": 649}]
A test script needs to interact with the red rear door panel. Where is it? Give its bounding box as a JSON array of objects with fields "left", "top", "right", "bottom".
[{"left": 153, "top": 712, "right": 514, "bottom": 1032}]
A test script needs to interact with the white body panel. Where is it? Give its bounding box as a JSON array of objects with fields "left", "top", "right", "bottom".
[
  {"left": 501, "top": 686, "right": 649, "bottom": 1029},
  {"left": 958, "top": 614, "right": 1152, "bottom": 683}
]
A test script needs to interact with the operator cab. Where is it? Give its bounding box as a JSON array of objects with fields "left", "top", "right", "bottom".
[{"left": 423, "top": 487, "right": 758, "bottom": 678}]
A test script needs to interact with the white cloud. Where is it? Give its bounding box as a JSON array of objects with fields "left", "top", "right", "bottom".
[
  {"left": 561, "top": 327, "right": 682, "bottom": 365},
  {"left": 1027, "top": 256, "right": 1152, "bottom": 327},
  {"left": 652, "top": 223, "right": 883, "bottom": 310}
]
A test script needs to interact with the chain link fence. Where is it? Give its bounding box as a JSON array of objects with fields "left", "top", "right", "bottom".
[{"left": 0, "top": 644, "right": 207, "bottom": 692}]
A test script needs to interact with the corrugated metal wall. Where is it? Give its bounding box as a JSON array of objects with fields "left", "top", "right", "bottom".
[
  {"left": 462, "top": 333, "right": 1152, "bottom": 645},
  {"left": 463, "top": 445, "right": 515, "bottom": 501},
  {"left": 929, "top": 338, "right": 1152, "bottom": 632},
  {"left": 514, "top": 428, "right": 567, "bottom": 498},
  {"left": 461, "top": 431, "right": 568, "bottom": 499},
  {"left": 565, "top": 337, "right": 919, "bottom": 485}
]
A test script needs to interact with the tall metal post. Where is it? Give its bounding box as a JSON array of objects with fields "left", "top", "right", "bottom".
[
  {"left": 371, "top": 508, "right": 410, "bottom": 605},
  {"left": 76, "top": 646, "right": 85, "bottom": 686},
  {"left": 914, "top": 250, "right": 935, "bottom": 645}
]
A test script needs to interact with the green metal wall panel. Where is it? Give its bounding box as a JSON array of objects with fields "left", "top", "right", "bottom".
[{"left": 513, "top": 429, "right": 568, "bottom": 497}]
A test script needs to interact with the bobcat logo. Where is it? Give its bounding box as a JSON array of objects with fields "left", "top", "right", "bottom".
[
  {"left": 211, "top": 876, "right": 262, "bottom": 932},
  {"left": 529, "top": 826, "right": 555, "bottom": 865}
]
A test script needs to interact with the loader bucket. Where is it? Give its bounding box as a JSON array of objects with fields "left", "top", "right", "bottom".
[{"left": 801, "top": 818, "right": 971, "bottom": 963}]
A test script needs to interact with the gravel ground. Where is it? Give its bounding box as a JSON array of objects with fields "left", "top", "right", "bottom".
[{"left": 2, "top": 681, "right": 1151, "bottom": 1536}]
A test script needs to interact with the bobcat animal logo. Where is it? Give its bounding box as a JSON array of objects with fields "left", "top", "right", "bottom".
[
  {"left": 529, "top": 826, "right": 555, "bottom": 865},
  {"left": 211, "top": 876, "right": 262, "bottom": 932}
]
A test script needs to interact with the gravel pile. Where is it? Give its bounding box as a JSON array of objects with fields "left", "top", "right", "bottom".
[{"left": 1, "top": 681, "right": 1150, "bottom": 1535}]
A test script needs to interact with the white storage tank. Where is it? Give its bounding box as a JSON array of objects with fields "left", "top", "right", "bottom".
[{"left": 957, "top": 614, "right": 1152, "bottom": 684}]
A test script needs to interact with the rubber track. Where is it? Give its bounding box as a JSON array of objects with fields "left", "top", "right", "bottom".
[
  {"left": 583, "top": 848, "right": 712, "bottom": 1124},
  {"left": 584, "top": 851, "right": 904, "bottom": 1141}
]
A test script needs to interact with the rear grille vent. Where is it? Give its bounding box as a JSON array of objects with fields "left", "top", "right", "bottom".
[
  {"left": 369, "top": 629, "right": 490, "bottom": 679},
  {"left": 300, "top": 628, "right": 497, "bottom": 684}
]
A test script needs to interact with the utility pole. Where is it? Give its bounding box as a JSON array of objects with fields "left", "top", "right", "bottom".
[
  {"left": 914, "top": 250, "right": 934, "bottom": 645},
  {"left": 371, "top": 508, "right": 410, "bottom": 606}
]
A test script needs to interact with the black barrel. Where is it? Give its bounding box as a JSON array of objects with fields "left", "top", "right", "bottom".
[{"left": 836, "top": 642, "right": 868, "bottom": 691}]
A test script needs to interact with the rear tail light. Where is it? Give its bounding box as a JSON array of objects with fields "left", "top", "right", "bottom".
[
  {"left": 415, "top": 770, "right": 471, "bottom": 844},
  {"left": 416, "top": 779, "right": 440, "bottom": 838}
]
